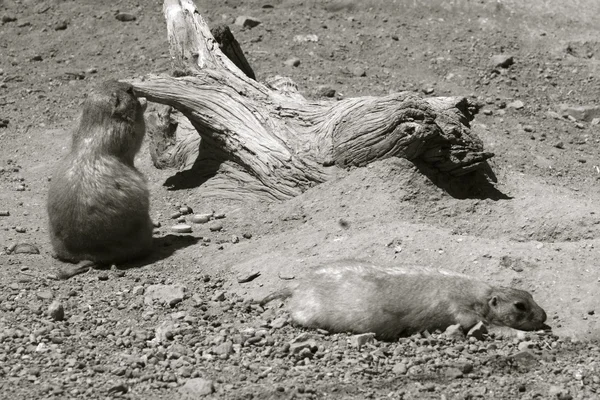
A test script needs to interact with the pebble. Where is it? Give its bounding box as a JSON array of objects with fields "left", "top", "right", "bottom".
[
  {"left": 242, "top": 232, "right": 253, "bottom": 239},
  {"left": 115, "top": 12, "right": 136, "bottom": 22},
  {"left": 558, "top": 104, "right": 600, "bottom": 122},
  {"left": 392, "top": 363, "right": 408, "bottom": 374},
  {"left": 179, "top": 378, "right": 215, "bottom": 397},
  {"left": 10, "top": 243, "right": 40, "bottom": 254},
  {"left": 171, "top": 224, "right": 192, "bottom": 233},
  {"left": 234, "top": 16, "right": 261, "bottom": 28},
  {"left": 293, "top": 34, "right": 319, "bottom": 42},
  {"left": 144, "top": 285, "right": 186, "bottom": 306},
  {"left": 208, "top": 222, "right": 223, "bottom": 232},
  {"left": 349, "top": 333, "right": 375, "bottom": 349},
  {"left": 213, "top": 341, "right": 233, "bottom": 355},
  {"left": 47, "top": 301, "right": 64, "bottom": 321},
  {"left": 53, "top": 20, "right": 68, "bottom": 30},
  {"left": 490, "top": 54, "right": 514, "bottom": 69},
  {"left": 231, "top": 235, "right": 239, "bottom": 244},
  {"left": 179, "top": 206, "right": 193, "bottom": 215},
  {"left": 1, "top": 14, "right": 17, "bottom": 23},
  {"left": 15, "top": 226, "right": 27, "bottom": 233},
  {"left": 507, "top": 100, "right": 524, "bottom": 109},
  {"left": 191, "top": 214, "right": 211, "bottom": 224},
  {"left": 284, "top": 58, "right": 301, "bottom": 67},
  {"left": 467, "top": 321, "right": 487, "bottom": 340},
  {"left": 237, "top": 271, "right": 261, "bottom": 283},
  {"left": 0, "top": 210, "right": 9, "bottom": 216},
  {"left": 445, "top": 367, "right": 463, "bottom": 379},
  {"left": 316, "top": 85, "right": 336, "bottom": 98},
  {"left": 353, "top": 67, "right": 367, "bottom": 77},
  {"left": 271, "top": 317, "right": 288, "bottom": 329},
  {"left": 212, "top": 291, "right": 226, "bottom": 302},
  {"left": 444, "top": 324, "right": 465, "bottom": 340},
  {"left": 37, "top": 290, "right": 53, "bottom": 300}
]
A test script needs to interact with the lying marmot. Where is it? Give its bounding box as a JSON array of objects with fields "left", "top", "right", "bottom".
[
  {"left": 47, "top": 80, "right": 153, "bottom": 279},
  {"left": 261, "top": 260, "right": 548, "bottom": 340}
]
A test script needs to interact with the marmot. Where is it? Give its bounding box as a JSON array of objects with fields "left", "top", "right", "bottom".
[
  {"left": 261, "top": 260, "right": 548, "bottom": 340},
  {"left": 47, "top": 80, "right": 153, "bottom": 279}
]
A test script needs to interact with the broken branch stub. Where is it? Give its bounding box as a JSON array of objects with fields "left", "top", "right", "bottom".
[{"left": 130, "top": 0, "right": 495, "bottom": 201}]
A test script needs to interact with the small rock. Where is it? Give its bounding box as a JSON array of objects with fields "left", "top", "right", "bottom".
[
  {"left": 191, "top": 213, "right": 211, "bottom": 224},
  {"left": 422, "top": 87, "right": 434, "bottom": 95},
  {"left": 48, "top": 301, "right": 64, "bottom": 321},
  {"left": 237, "top": 271, "right": 261, "bottom": 283},
  {"left": 353, "top": 67, "right": 366, "bottom": 77},
  {"left": 231, "top": 235, "right": 240, "bottom": 244},
  {"left": 548, "top": 385, "right": 572, "bottom": 400},
  {"left": 242, "top": 232, "right": 253, "bottom": 239},
  {"left": 523, "top": 125, "right": 534, "bottom": 132},
  {"left": 213, "top": 341, "right": 233, "bottom": 355},
  {"left": 214, "top": 213, "right": 226, "bottom": 219},
  {"left": 392, "top": 363, "right": 408, "bottom": 374},
  {"left": 179, "top": 206, "right": 193, "bottom": 215},
  {"left": 518, "top": 340, "right": 534, "bottom": 351},
  {"left": 132, "top": 286, "right": 145, "bottom": 295},
  {"left": 289, "top": 339, "right": 317, "bottom": 355},
  {"left": 107, "top": 383, "right": 129, "bottom": 395},
  {"left": 179, "top": 378, "right": 215, "bottom": 397},
  {"left": 558, "top": 104, "right": 600, "bottom": 122},
  {"left": 15, "top": 226, "right": 27, "bottom": 233},
  {"left": 8, "top": 243, "right": 40, "bottom": 254},
  {"left": 271, "top": 317, "right": 288, "bottom": 329},
  {"left": 591, "top": 118, "right": 600, "bottom": 126},
  {"left": 482, "top": 109, "right": 493, "bottom": 116},
  {"left": 234, "top": 16, "right": 261, "bottom": 28},
  {"left": 467, "top": 321, "right": 487, "bottom": 340},
  {"left": 490, "top": 54, "right": 514, "bottom": 69},
  {"left": 445, "top": 367, "right": 463, "bottom": 379},
  {"left": 170, "top": 211, "right": 182, "bottom": 219},
  {"left": 208, "top": 222, "right": 223, "bottom": 232},
  {"left": 37, "top": 290, "right": 53, "bottom": 300},
  {"left": 144, "top": 285, "right": 186, "bottom": 306},
  {"left": 154, "top": 320, "right": 177, "bottom": 343},
  {"left": 1, "top": 15, "right": 17, "bottom": 23},
  {"left": 0, "top": 211, "right": 9, "bottom": 216},
  {"left": 316, "top": 85, "right": 336, "bottom": 98},
  {"left": 554, "top": 141, "right": 564, "bottom": 149},
  {"left": 349, "top": 332, "right": 375, "bottom": 349},
  {"left": 212, "top": 291, "right": 226, "bottom": 302},
  {"left": 115, "top": 12, "right": 136, "bottom": 22},
  {"left": 171, "top": 224, "right": 192, "bottom": 233},
  {"left": 512, "top": 350, "right": 539, "bottom": 368},
  {"left": 284, "top": 58, "right": 301, "bottom": 67},
  {"left": 53, "top": 20, "right": 68, "bottom": 30},
  {"left": 507, "top": 100, "right": 524, "bottom": 110},
  {"left": 293, "top": 34, "right": 319, "bottom": 43},
  {"left": 444, "top": 324, "right": 465, "bottom": 340}
]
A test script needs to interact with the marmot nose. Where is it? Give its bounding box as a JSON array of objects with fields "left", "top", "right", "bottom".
[{"left": 541, "top": 309, "right": 547, "bottom": 323}]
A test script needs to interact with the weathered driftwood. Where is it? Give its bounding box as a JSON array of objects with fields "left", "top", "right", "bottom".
[{"left": 130, "top": 0, "right": 494, "bottom": 201}]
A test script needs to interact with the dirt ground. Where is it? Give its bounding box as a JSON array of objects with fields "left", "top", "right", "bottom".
[{"left": 1, "top": 0, "right": 600, "bottom": 399}]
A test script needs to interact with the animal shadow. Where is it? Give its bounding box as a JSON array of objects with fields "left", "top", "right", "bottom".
[{"left": 116, "top": 234, "right": 200, "bottom": 271}]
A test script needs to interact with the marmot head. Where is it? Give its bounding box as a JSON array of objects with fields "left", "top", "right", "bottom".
[
  {"left": 73, "top": 80, "right": 146, "bottom": 164},
  {"left": 487, "top": 287, "right": 548, "bottom": 331}
]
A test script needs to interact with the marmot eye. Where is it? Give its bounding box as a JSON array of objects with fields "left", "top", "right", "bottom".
[{"left": 514, "top": 301, "right": 527, "bottom": 311}]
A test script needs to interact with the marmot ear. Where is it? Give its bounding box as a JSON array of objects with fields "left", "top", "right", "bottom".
[{"left": 489, "top": 296, "right": 498, "bottom": 307}]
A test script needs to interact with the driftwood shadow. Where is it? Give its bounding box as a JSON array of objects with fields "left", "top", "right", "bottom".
[{"left": 413, "top": 160, "right": 512, "bottom": 200}]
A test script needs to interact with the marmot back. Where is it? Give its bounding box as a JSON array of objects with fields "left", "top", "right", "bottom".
[
  {"left": 47, "top": 80, "right": 153, "bottom": 270},
  {"left": 261, "top": 260, "right": 548, "bottom": 340}
]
